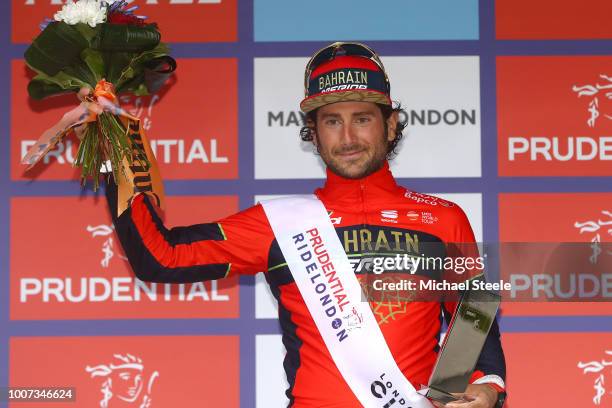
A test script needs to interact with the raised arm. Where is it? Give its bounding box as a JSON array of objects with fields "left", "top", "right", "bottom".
[{"left": 105, "top": 176, "right": 273, "bottom": 283}]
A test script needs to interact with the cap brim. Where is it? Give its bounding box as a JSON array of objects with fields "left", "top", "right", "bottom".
[{"left": 300, "top": 89, "right": 391, "bottom": 113}]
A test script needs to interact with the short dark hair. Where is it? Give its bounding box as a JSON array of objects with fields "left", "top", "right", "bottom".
[{"left": 299, "top": 102, "right": 407, "bottom": 159}]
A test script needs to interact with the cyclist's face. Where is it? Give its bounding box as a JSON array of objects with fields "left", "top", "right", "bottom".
[{"left": 312, "top": 101, "right": 396, "bottom": 179}]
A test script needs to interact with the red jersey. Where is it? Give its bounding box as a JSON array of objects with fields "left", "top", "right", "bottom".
[{"left": 106, "top": 162, "right": 506, "bottom": 407}]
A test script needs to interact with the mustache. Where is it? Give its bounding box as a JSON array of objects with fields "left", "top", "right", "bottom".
[{"left": 333, "top": 144, "right": 366, "bottom": 154}]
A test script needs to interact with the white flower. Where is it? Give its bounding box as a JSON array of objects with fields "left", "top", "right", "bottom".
[{"left": 53, "top": 0, "right": 107, "bottom": 28}]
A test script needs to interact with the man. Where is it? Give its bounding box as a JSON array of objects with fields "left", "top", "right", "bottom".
[{"left": 106, "top": 42, "right": 506, "bottom": 407}]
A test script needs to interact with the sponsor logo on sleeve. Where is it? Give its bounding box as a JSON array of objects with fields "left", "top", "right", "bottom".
[{"left": 404, "top": 191, "right": 454, "bottom": 208}]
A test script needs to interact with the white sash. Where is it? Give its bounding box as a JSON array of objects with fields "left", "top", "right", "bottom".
[{"left": 262, "top": 195, "right": 433, "bottom": 408}]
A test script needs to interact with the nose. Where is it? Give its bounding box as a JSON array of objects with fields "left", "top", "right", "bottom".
[{"left": 339, "top": 122, "right": 357, "bottom": 145}]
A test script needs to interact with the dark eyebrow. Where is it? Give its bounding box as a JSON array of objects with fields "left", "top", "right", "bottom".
[
  {"left": 319, "top": 111, "right": 376, "bottom": 120},
  {"left": 319, "top": 113, "right": 341, "bottom": 120}
]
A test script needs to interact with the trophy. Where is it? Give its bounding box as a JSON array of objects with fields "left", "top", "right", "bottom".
[{"left": 420, "top": 278, "right": 501, "bottom": 404}]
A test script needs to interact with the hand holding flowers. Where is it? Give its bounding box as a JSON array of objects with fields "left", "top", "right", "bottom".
[{"left": 23, "top": 0, "right": 172, "bottom": 213}]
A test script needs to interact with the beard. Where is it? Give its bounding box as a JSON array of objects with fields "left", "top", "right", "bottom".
[{"left": 318, "top": 131, "right": 389, "bottom": 179}]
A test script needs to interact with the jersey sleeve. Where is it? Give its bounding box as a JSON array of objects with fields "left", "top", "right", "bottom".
[{"left": 105, "top": 177, "right": 273, "bottom": 283}]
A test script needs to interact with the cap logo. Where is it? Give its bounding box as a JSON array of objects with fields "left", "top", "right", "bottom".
[
  {"left": 300, "top": 42, "right": 391, "bottom": 112},
  {"left": 318, "top": 69, "right": 369, "bottom": 93}
]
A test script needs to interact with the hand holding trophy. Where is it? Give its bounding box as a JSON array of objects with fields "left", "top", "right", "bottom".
[{"left": 21, "top": 0, "right": 172, "bottom": 215}]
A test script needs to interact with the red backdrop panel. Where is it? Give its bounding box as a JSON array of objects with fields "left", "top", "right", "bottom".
[
  {"left": 503, "top": 332, "right": 612, "bottom": 407},
  {"left": 499, "top": 193, "right": 611, "bottom": 316},
  {"left": 10, "top": 335, "right": 239, "bottom": 407},
  {"left": 10, "top": 195, "right": 240, "bottom": 320},
  {"left": 497, "top": 56, "right": 612, "bottom": 176},
  {"left": 496, "top": 0, "right": 612, "bottom": 39}
]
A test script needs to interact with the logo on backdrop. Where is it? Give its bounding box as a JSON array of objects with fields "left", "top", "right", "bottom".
[
  {"left": 577, "top": 350, "right": 612, "bottom": 406},
  {"left": 574, "top": 210, "right": 612, "bottom": 264},
  {"left": 11, "top": 196, "right": 237, "bottom": 319},
  {"left": 265, "top": 108, "right": 477, "bottom": 128},
  {"left": 10, "top": 336, "right": 239, "bottom": 406},
  {"left": 86, "top": 354, "right": 159, "bottom": 408},
  {"left": 498, "top": 57, "right": 612, "bottom": 176},
  {"left": 572, "top": 75, "right": 612, "bottom": 128},
  {"left": 87, "top": 224, "right": 129, "bottom": 268},
  {"left": 499, "top": 194, "right": 612, "bottom": 319}
]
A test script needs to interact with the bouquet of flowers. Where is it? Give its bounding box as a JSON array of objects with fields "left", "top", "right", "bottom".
[{"left": 22, "top": 0, "right": 172, "bottom": 213}]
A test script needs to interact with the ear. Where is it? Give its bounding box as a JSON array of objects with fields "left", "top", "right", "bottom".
[
  {"left": 306, "top": 118, "right": 318, "bottom": 147},
  {"left": 386, "top": 110, "right": 398, "bottom": 142}
]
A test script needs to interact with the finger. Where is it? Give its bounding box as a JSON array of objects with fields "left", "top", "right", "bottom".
[
  {"left": 77, "top": 87, "right": 92, "bottom": 101},
  {"left": 73, "top": 123, "right": 88, "bottom": 141},
  {"left": 460, "top": 393, "right": 477, "bottom": 402},
  {"left": 445, "top": 400, "right": 475, "bottom": 408},
  {"left": 445, "top": 395, "right": 482, "bottom": 408}
]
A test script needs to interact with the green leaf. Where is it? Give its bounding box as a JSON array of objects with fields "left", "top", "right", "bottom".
[
  {"left": 115, "top": 43, "right": 172, "bottom": 93},
  {"left": 27, "top": 71, "right": 90, "bottom": 100},
  {"left": 24, "top": 22, "right": 88, "bottom": 77},
  {"left": 81, "top": 48, "right": 105, "bottom": 82},
  {"left": 143, "top": 56, "right": 176, "bottom": 94},
  {"left": 62, "top": 63, "right": 97, "bottom": 87},
  {"left": 27, "top": 78, "right": 74, "bottom": 100},
  {"left": 92, "top": 23, "right": 160, "bottom": 53},
  {"left": 73, "top": 23, "right": 99, "bottom": 45},
  {"left": 104, "top": 51, "right": 137, "bottom": 85}
]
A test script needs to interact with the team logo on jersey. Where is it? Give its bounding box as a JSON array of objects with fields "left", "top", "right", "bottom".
[
  {"left": 406, "top": 210, "right": 439, "bottom": 224},
  {"left": 349, "top": 258, "right": 374, "bottom": 274},
  {"left": 404, "top": 191, "right": 454, "bottom": 207},
  {"left": 421, "top": 211, "right": 439, "bottom": 224},
  {"left": 381, "top": 210, "right": 398, "bottom": 219},
  {"left": 380, "top": 210, "right": 398, "bottom": 223},
  {"left": 406, "top": 211, "right": 419, "bottom": 221},
  {"left": 86, "top": 354, "right": 159, "bottom": 407},
  {"left": 380, "top": 210, "right": 398, "bottom": 224}
]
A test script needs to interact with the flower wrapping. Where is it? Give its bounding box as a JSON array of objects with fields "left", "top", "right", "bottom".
[{"left": 22, "top": 0, "right": 173, "bottom": 215}]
